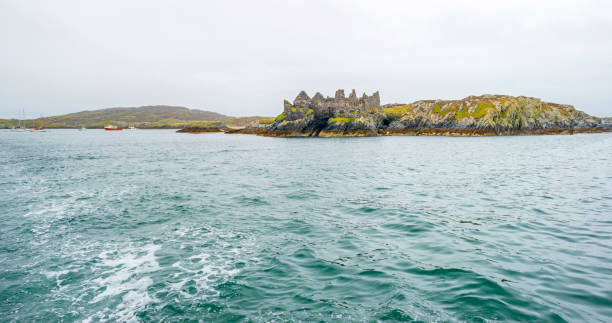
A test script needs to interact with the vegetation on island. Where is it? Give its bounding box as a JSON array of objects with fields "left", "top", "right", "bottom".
[
  {"left": 329, "top": 117, "right": 354, "bottom": 124},
  {"left": 383, "top": 105, "right": 414, "bottom": 116},
  {"left": 274, "top": 112, "right": 286, "bottom": 122}
]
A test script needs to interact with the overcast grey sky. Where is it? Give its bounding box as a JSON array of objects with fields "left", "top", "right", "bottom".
[{"left": 1, "top": 0, "right": 611, "bottom": 118}]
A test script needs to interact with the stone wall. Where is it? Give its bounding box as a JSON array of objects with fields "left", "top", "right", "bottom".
[{"left": 284, "top": 89, "right": 381, "bottom": 121}]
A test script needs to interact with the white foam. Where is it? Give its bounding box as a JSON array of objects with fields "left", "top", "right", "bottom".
[
  {"left": 83, "top": 226, "right": 257, "bottom": 322},
  {"left": 86, "top": 244, "right": 161, "bottom": 322},
  {"left": 41, "top": 269, "right": 71, "bottom": 290},
  {"left": 163, "top": 227, "right": 257, "bottom": 300}
]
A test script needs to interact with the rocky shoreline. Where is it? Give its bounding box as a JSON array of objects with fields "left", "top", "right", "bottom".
[
  {"left": 226, "top": 127, "right": 609, "bottom": 137},
  {"left": 176, "top": 127, "right": 224, "bottom": 133}
]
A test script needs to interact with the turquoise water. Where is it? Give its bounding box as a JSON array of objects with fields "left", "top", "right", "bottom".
[{"left": 1, "top": 130, "right": 611, "bottom": 322}]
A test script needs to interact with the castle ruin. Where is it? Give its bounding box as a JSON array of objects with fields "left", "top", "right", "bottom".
[{"left": 283, "top": 89, "right": 381, "bottom": 121}]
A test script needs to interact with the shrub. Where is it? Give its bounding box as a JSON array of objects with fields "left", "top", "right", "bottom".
[
  {"left": 329, "top": 117, "right": 354, "bottom": 123},
  {"left": 275, "top": 112, "right": 286, "bottom": 122}
]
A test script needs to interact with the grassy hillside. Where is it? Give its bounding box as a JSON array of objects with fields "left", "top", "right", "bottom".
[
  {"left": 0, "top": 105, "right": 271, "bottom": 129},
  {"left": 381, "top": 94, "right": 600, "bottom": 130}
]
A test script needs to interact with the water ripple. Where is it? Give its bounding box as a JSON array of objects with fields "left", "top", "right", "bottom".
[{"left": 1, "top": 130, "right": 611, "bottom": 321}]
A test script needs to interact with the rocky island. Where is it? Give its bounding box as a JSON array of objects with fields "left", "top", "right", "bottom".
[
  {"left": 231, "top": 90, "right": 609, "bottom": 137},
  {"left": 176, "top": 127, "right": 224, "bottom": 133}
]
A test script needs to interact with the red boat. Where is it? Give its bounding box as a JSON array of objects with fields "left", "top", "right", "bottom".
[{"left": 104, "top": 124, "right": 123, "bottom": 131}]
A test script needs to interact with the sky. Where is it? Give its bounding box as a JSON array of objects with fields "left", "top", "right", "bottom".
[{"left": 1, "top": 0, "right": 611, "bottom": 118}]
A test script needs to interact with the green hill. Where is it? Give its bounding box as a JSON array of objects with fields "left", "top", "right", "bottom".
[{"left": 0, "top": 105, "right": 269, "bottom": 129}]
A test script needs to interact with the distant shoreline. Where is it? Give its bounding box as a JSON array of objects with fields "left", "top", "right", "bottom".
[
  {"left": 1, "top": 127, "right": 189, "bottom": 130},
  {"left": 3, "top": 126, "right": 609, "bottom": 137}
]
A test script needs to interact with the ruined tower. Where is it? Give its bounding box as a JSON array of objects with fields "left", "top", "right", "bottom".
[{"left": 283, "top": 89, "right": 381, "bottom": 121}]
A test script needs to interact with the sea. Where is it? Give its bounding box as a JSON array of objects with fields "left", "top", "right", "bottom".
[{"left": 1, "top": 130, "right": 611, "bottom": 322}]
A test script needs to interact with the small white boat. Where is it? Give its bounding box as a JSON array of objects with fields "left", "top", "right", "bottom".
[{"left": 13, "top": 109, "right": 27, "bottom": 132}]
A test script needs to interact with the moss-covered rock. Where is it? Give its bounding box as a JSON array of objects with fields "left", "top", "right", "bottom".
[{"left": 242, "top": 94, "right": 605, "bottom": 137}]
